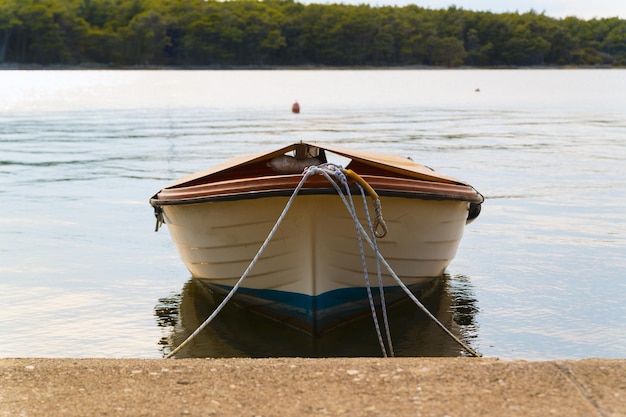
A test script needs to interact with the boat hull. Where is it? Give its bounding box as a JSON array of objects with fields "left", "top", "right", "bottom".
[{"left": 161, "top": 193, "right": 469, "bottom": 334}]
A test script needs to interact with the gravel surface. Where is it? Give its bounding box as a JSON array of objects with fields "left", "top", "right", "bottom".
[{"left": 1, "top": 357, "right": 625, "bottom": 416}]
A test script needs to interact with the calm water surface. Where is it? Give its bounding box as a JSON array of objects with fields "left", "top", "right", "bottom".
[{"left": 1, "top": 70, "right": 625, "bottom": 359}]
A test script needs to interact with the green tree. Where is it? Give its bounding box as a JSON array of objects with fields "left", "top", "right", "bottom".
[
  {"left": 464, "top": 27, "right": 493, "bottom": 65},
  {"left": 18, "top": 1, "right": 66, "bottom": 64},
  {"left": 0, "top": 0, "right": 624, "bottom": 67},
  {"left": 600, "top": 18, "right": 626, "bottom": 64},
  {"left": 121, "top": 9, "right": 169, "bottom": 65},
  {"left": 0, "top": 0, "right": 21, "bottom": 62},
  {"left": 429, "top": 36, "right": 467, "bottom": 66},
  {"left": 398, "top": 7, "right": 435, "bottom": 65},
  {"left": 502, "top": 17, "right": 550, "bottom": 65},
  {"left": 236, "top": 1, "right": 286, "bottom": 65},
  {"left": 291, "top": 4, "right": 346, "bottom": 65},
  {"left": 371, "top": 9, "right": 396, "bottom": 65}
]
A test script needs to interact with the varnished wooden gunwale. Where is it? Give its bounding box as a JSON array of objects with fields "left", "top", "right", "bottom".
[{"left": 153, "top": 174, "right": 483, "bottom": 205}]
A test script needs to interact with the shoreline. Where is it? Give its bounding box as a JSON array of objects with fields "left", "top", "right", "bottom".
[
  {"left": 0, "top": 63, "right": 623, "bottom": 70},
  {"left": 2, "top": 357, "right": 624, "bottom": 416}
]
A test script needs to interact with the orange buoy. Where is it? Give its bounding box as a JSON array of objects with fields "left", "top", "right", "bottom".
[{"left": 292, "top": 101, "right": 300, "bottom": 114}]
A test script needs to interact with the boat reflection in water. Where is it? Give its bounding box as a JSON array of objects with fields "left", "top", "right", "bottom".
[{"left": 154, "top": 275, "right": 479, "bottom": 358}]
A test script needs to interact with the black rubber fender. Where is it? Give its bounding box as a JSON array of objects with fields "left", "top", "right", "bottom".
[{"left": 466, "top": 202, "right": 481, "bottom": 224}]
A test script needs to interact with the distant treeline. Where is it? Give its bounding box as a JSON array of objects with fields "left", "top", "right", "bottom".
[{"left": 1, "top": 0, "right": 625, "bottom": 67}]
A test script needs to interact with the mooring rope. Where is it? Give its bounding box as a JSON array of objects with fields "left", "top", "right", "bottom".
[
  {"left": 305, "top": 165, "right": 479, "bottom": 357},
  {"left": 351, "top": 219, "right": 482, "bottom": 358},
  {"left": 165, "top": 164, "right": 320, "bottom": 359},
  {"left": 306, "top": 164, "right": 393, "bottom": 357},
  {"left": 165, "top": 162, "right": 479, "bottom": 358},
  {"left": 356, "top": 182, "right": 394, "bottom": 357}
]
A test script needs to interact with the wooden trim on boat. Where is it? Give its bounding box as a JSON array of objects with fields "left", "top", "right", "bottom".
[
  {"left": 151, "top": 174, "right": 483, "bottom": 206},
  {"left": 164, "top": 142, "right": 464, "bottom": 189}
]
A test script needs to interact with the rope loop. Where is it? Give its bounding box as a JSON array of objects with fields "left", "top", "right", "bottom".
[{"left": 372, "top": 199, "right": 388, "bottom": 238}]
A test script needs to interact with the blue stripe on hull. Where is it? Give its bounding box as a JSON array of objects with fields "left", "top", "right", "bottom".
[{"left": 198, "top": 280, "right": 436, "bottom": 336}]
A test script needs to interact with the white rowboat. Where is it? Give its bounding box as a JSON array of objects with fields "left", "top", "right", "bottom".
[{"left": 150, "top": 142, "right": 482, "bottom": 335}]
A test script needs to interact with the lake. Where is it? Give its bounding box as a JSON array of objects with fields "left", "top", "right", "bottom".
[{"left": 1, "top": 69, "right": 625, "bottom": 360}]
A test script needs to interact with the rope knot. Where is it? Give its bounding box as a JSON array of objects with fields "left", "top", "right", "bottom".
[{"left": 373, "top": 200, "right": 388, "bottom": 238}]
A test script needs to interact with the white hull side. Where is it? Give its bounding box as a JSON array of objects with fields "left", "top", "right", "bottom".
[{"left": 162, "top": 194, "right": 469, "bottom": 296}]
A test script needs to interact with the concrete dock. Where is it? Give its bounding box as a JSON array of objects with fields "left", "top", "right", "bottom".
[{"left": 1, "top": 357, "right": 624, "bottom": 416}]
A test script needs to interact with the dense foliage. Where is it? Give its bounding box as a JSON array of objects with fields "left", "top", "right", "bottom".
[{"left": 1, "top": 0, "right": 625, "bottom": 67}]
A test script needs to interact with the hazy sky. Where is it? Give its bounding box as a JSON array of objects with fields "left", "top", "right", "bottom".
[{"left": 304, "top": 0, "right": 626, "bottom": 19}]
